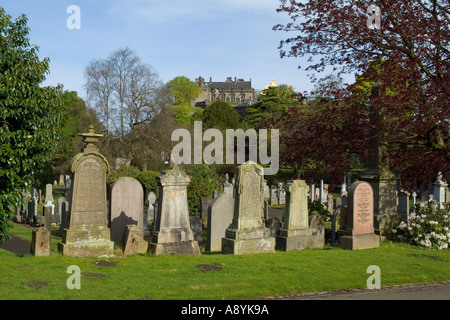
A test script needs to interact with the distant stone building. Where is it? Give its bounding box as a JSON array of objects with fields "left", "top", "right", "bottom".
[{"left": 193, "top": 76, "right": 255, "bottom": 108}]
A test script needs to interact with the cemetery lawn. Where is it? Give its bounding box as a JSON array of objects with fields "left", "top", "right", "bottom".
[{"left": 1, "top": 224, "right": 449, "bottom": 300}]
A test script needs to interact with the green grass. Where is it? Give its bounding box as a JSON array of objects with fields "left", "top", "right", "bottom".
[{"left": 1, "top": 223, "right": 449, "bottom": 300}]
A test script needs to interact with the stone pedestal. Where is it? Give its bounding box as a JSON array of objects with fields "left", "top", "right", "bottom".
[
  {"left": 149, "top": 165, "right": 200, "bottom": 255},
  {"left": 361, "top": 173, "right": 399, "bottom": 237},
  {"left": 31, "top": 227, "right": 50, "bottom": 257},
  {"left": 340, "top": 233, "right": 380, "bottom": 250},
  {"left": 59, "top": 226, "right": 114, "bottom": 257},
  {"left": 222, "top": 161, "right": 275, "bottom": 255}
]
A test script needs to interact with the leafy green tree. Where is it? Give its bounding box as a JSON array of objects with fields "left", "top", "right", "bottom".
[
  {"left": 173, "top": 103, "right": 192, "bottom": 126},
  {"left": 245, "top": 84, "right": 301, "bottom": 128},
  {"left": 0, "top": 8, "right": 64, "bottom": 244},
  {"left": 167, "top": 76, "right": 201, "bottom": 106},
  {"left": 52, "top": 91, "right": 101, "bottom": 173},
  {"left": 202, "top": 101, "right": 240, "bottom": 130}
]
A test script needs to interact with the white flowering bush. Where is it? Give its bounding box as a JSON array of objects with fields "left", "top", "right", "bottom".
[{"left": 393, "top": 202, "right": 450, "bottom": 250}]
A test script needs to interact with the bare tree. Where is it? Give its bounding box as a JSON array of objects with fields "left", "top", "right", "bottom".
[
  {"left": 84, "top": 47, "right": 173, "bottom": 168},
  {"left": 84, "top": 59, "right": 114, "bottom": 136}
]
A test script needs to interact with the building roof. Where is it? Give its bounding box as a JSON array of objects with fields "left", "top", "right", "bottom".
[{"left": 197, "top": 76, "right": 253, "bottom": 90}]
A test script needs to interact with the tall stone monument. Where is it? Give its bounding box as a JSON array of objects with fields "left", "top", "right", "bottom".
[
  {"left": 276, "top": 180, "right": 312, "bottom": 251},
  {"left": 58, "top": 126, "right": 114, "bottom": 257},
  {"left": 360, "top": 84, "right": 399, "bottom": 237},
  {"left": 222, "top": 161, "right": 275, "bottom": 255},
  {"left": 149, "top": 164, "right": 201, "bottom": 255},
  {"left": 340, "top": 181, "right": 380, "bottom": 250}
]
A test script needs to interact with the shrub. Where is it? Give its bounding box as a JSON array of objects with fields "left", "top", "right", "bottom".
[
  {"left": 393, "top": 202, "right": 450, "bottom": 250},
  {"left": 187, "top": 177, "right": 212, "bottom": 217},
  {"left": 308, "top": 198, "right": 331, "bottom": 222},
  {"left": 107, "top": 166, "right": 159, "bottom": 198}
]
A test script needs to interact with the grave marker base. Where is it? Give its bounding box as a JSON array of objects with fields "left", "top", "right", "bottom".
[
  {"left": 58, "top": 226, "right": 114, "bottom": 257},
  {"left": 340, "top": 233, "right": 380, "bottom": 250},
  {"left": 150, "top": 241, "right": 201, "bottom": 255},
  {"left": 222, "top": 227, "right": 275, "bottom": 255}
]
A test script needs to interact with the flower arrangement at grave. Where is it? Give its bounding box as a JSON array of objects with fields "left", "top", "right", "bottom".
[{"left": 392, "top": 202, "right": 450, "bottom": 250}]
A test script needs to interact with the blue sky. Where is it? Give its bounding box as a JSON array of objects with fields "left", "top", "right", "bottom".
[{"left": 2, "top": 0, "right": 349, "bottom": 100}]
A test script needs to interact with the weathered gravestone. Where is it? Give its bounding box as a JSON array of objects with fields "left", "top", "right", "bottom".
[
  {"left": 222, "top": 161, "right": 275, "bottom": 255},
  {"left": 398, "top": 190, "right": 410, "bottom": 222},
  {"left": 278, "top": 183, "right": 285, "bottom": 205},
  {"left": 200, "top": 197, "right": 212, "bottom": 229},
  {"left": 147, "top": 192, "right": 157, "bottom": 221},
  {"left": 110, "top": 177, "right": 145, "bottom": 249},
  {"left": 58, "top": 126, "right": 114, "bottom": 257},
  {"left": 206, "top": 192, "right": 234, "bottom": 252},
  {"left": 31, "top": 227, "right": 50, "bottom": 257},
  {"left": 149, "top": 164, "right": 201, "bottom": 255},
  {"left": 269, "top": 186, "right": 277, "bottom": 205},
  {"left": 433, "top": 172, "right": 448, "bottom": 209},
  {"left": 276, "top": 180, "right": 313, "bottom": 251},
  {"left": 308, "top": 213, "right": 325, "bottom": 249},
  {"left": 190, "top": 217, "right": 203, "bottom": 247},
  {"left": 44, "top": 184, "right": 54, "bottom": 204},
  {"left": 122, "top": 224, "right": 148, "bottom": 256},
  {"left": 223, "top": 174, "right": 233, "bottom": 197},
  {"left": 340, "top": 181, "right": 380, "bottom": 250}
]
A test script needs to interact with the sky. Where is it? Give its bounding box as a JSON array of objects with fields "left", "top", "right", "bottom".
[{"left": 2, "top": 0, "right": 349, "bottom": 100}]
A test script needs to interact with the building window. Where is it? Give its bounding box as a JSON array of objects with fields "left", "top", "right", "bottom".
[{"left": 236, "top": 98, "right": 240, "bottom": 103}]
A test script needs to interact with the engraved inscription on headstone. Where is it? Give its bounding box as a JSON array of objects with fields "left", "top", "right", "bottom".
[{"left": 351, "top": 182, "right": 374, "bottom": 235}]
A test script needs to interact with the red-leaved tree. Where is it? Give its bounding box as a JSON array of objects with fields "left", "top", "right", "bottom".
[{"left": 272, "top": 0, "right": 449, "bottom": 187}]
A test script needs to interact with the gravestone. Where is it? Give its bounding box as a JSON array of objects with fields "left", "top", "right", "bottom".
[
  {"left": 45, "top": 184, "right": 53, "bottom": 204},
  {"left": 200, "top": 198, "right": 212, "bottom": 229},
  {"left": 265, "top": 217, "right": 281, "bottom": 237},
  {"left": 278, "top": 183, "right": 285, "bottom": 205},
  {"left": 31, "top": 227, "right": 50, "bottom": 257},
  {"left": 57, "top": 201, "right": 69, "bottom": 235},
  {"left": 269, "top": 186, "right": 277, "bottom": 205},
  {"left": 43, "top": 205, "right": 53, "bottom": 232},
  {"left": 110, "top": 177, "right": 145, "bottom": 248},
  {"left": 263, "top": 180, "right": 270, "bottom": 198},
  {"left": 276, "top": 180, "right": 313, "bottom": 251},
  {"left": 190, "top": 217, "right": 203, "bottom": 247},
  {"left": 327, "top": 194, "right": 334, "bottom": 213},
  {"left": 433, "top": 172, "right": 448, "bottom": 209},
  {"left": 222, "top": 161, "right": 275, "bottom": 255},
  {"left": 340, "top": 181, "right": 380, "bottom": 250},
  {"left": 147, "top": 192, "right": 157, "bottom": 220},
  {"left": 309, "top": 183, "right": 315, "bottom": 200},
  {"left": 319, "top": 180, "right": 325, "bottom": 203},
  {"left": 223, "top": 174, "right": 233, "bottom": 197},
  {"left": 58, "top": 126, "right": 114, "bottom": 257},
  {"left": 122, "top": 224, "right": 148, "bottom": 256},
  {"left": 27, "top": 197, "right": 37, "bottom": 224},
  {"left": 206, "top": 192, "right": 234, "bottom": 252},
  {"left": 398, "top": 191, "right": 410, "bottom": 221},
  {"left": 59, "top": 174, "right": 65, "bottom": 187},
  {"left": 308, "top": 214, "right": 325, "bottom": 249},
  {"left": 150, "top": 164, "right": 201, "bottom": 255}
]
